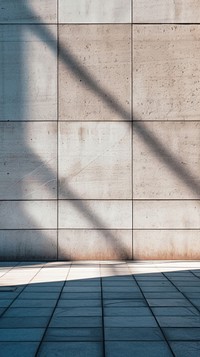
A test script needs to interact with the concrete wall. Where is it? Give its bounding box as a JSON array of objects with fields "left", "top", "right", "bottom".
[{"left": 0, "top": 1, "right": 200, "bottom": 260}]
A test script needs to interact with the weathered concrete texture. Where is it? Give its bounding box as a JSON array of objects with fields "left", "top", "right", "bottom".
[
  {"left": 0, "top": 25, "right": 57, "bottom": 120},
  {"left": 133, "top": 25, "right": 200, "bottom": 121},
  {"left": 0, "top": 231, "right": 57, "bottom": 260},
  {"left": 59, "top": 200, "right": 132, "bottom": 229},
  {"left": 58, "top": 230, "right": 132, "bottom": 260},
  {"left": 0, "top": 0, "right": 57, "bottom": 23},
  {"left": 0, "top": 122, "right": 57, "bottom": 199},
  {"left": 133, "top": 230, "right": 200, "bottom": 260},
  {"left": 59, "top": 122, "right": 131, "bottom": 199},
  {"left": 133, "top": 0, "right": 200, "bottom": 23},
  {"left": 59, "top": 25, "right": 131, "bottom": 121},
  {"left": 133, "top": 122, "right": 200, "bottom": 199},
  {"left": 59, "top": 0, "right": 131, "bottom": 23},
  {"left": 133, "top": 201, "right": 200, "bottom": 229},
  {"left": 0, "top": 201, "right": 57, "bottom": 229}
]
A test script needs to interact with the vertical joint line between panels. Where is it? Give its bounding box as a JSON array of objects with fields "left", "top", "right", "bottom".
[
  {"left": 131, "top": 1, "right": 134, "bottom": 260},
  {"left": 57, "top": 0, "right": 59, "bottom": 260}
]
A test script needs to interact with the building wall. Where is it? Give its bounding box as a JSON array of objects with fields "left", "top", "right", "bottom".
[{"left": 0, "top": 0, "right": 200, "bottom": 260}]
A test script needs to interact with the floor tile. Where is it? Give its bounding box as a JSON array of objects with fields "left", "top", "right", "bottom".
[
  {"left": 104, "top": 307, "right": 152, "bottom": 316},
  {"left": 0, "top": 342, "right": 39, "bottom": 357},
  {"left": 157, "top": 316, "right": 200, "bottom": 327},
  {"left": 53, "top": 307, "right": 102, "bottom": 317},
  {"left": 11, "top": 300, "right": 57, "bottom": 308},
  {"left": 4, "top": 308, "right": 54, "bottom": 317},
  {"left": 147, "top": 299, "right": 191, "bottom": 307},
  {"left": 0, "top": 328, "right": 44, "bottom": 341},
  {"left": 38, "top": 342, "right": 103, "bottom": 357},
  {"left": 0, "top": 317, "right": 49, "bottom": 328},
  {"left": 170, "top": 341, "right": 200, "bottom": 357},
  {"left": 105, "top": 341, "right": 173, "bottom": 357},
  {"left": 45, "top": 328, "right": 103, "bottom": 342},
  {"left": 104, "top": 316, "right": 158, "bottom": 328},
  {"left": 57, "top": 299, "right": 101, "bottom": 307},
  {"left": 164, "top": 328, "right": 200, "bottom": 341},
  {"left": 50, "top": 316, "right": 102, "bottom": 328},
  {"left": 105, "top": 327, "right": 164, "bottom": 341},
  {"left": 152, "top": 307, "right": 199, "bottom": 316}
]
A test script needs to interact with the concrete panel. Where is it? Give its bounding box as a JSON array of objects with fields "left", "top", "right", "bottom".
[
  {"left": 59, "top": 0, "right": 131, "bottom": 23},
  {"left": 58, "top": 230, "right": 132, "bottom": 260},
  {"left": 59, "top": 25, "right": 131, "bottom": 121},
  {"left": 59, "top": 200, "right": 132, "bottom": 229},
  {"left": 133, "top": 201, "right": 200, "bottom": 229},
  {"left": 0, "top": 122, "right": 57, "bottom": 199},
  {"left": 0, "top": 0, "right": 57, "bottom": 23},
  {"left": 133, "top": 230, "right": 200, "bottom": 260},
  {"left": 133, "top": 122, "right": 200, "bottom": 199},
  {"left": 0, "top": 201, "right": 57, "bottom": 229},
  {"left": 59, "top": 122, "right": 132, "bottom": 199},
  {"left": 0, "top": 25, "right": 57, "bottom": 120},
  {"left": 133, "top": 25, "right": 200, "bottom": 121},
  {"left": 0, "top": 230, "right": 57, "bottom": 260},
  {"left": 133, "top": 0, "right": 200, "bottom": 23}
]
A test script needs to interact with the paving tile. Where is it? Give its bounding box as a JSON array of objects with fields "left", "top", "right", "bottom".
[
  {"left": 183, "top": 292, "right": 200, "bottom": 298},
  {"left": 62, "top": 287, "right": 101, "bottom": 293},
  {"left": 57, "top": 299, "right": 101, "bottom": 308},
  {"left": 0, "top": 293, "right": 19, "bottom": 299},
  {"left": 60, "top": 292, "right": 101, "bottom": 300},
  {"left": 50, "top": 316, "right": 102, "bottom": 328},
  {"left": 45, "top": 328, "right": 103, "bottom": 342},
  {"left": 0, "top": 328, "right": 44, "bottom": 341},
  {"left": 102, "top": 276, "right": 133, "bottom": 281},
  {"left": 11, "top": 300, "right": 57, "bottom": 308},
  {"left": 4, "top": 308, "right": 54, "bottom": 317},
  {"left": 104, "top": 307, "right": 152, "bottom": 316},
  {"left": 18, "top": 292, "right": 59, "bottom": 300},
  {"left": 0, "top": 301, "right": 12, "bottom": 310},
  {"left": 140, "top": 286, "right": 178, "bottom": 293},
  {"left": 105, "top": 327, "right": 164, "bottom": 341},
  {"left": 189, "top": 299, "right": 200, "bottom": 308},
  {"left": 38, "top": 342, "right": 103, "bottom": 357},
  {"left": 152, "top": 307, "right": 199, "bottom": 316},
  {"left": 144, "top": 292, "right": 184, "bottom": 299},
  {"left": 102, "top": 281, "right": 137, "bottom": 287},
  {"left": 24, "top": 286, "right": 62, "bottom": 293},
  {"left": 157, "top": 316, "right": 200, "bottom": 327},
  {"left": 104, "top": 316, "right": 157, "bottom": 328},
  {"left": 102, "top": 287, "right": 140, "bottom": 293},
  {"left": 164, "top": 328, "right": 200, "bottom": 341},
  {"left": 0, "top": 342, "right": 39, "bottom": 357},
  {"left": 147, "top": 299, "right": 191, "bottom": 307},
  {"left": 170, "top": 341, "right": 200, "bottom": 357},
  {"left": 103, "top": 292, "right": 143, "bottom": 299},
  {"left": 53, "top": 307, "right": 102, "bottom": 317},
  {"left": 103, "top": 300, "right": 147, "bottom": 307},
  {"left": 0, "top": 317, "right": 49, "bottom": 328},
  {"left": 138, "top": 281, "right": 173, "bottom": 287},
  {"left": 105, "top": 341, "right": 173, "bottom": 357},
  {"left": 65, "top": 280, "right": 101, "bottom": 287}
]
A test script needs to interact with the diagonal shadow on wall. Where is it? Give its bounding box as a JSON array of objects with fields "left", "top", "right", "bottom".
[{"left": 1, "top": 4, "right": 200, "bottom": 260}]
